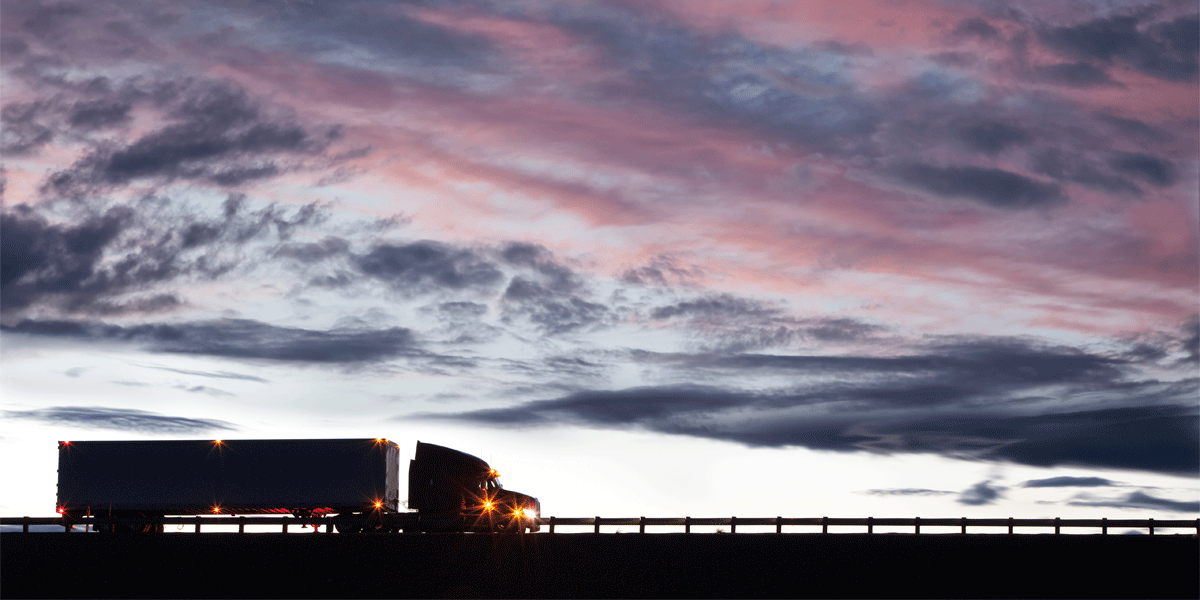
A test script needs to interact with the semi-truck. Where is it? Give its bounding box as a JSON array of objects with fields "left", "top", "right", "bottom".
[{"left": 56, "top": 438, "right": 541, "bottom": 533}]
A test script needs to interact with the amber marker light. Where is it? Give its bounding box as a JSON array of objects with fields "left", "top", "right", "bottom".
[
  {"left": 482, "top": 500, "right": 494, "bottom": 511},
  {"left": 373, "top": 501, "right": 383, "bottom": 509},
  {"left": 212, "top": 506, "right": 221, "bottom": 514}
]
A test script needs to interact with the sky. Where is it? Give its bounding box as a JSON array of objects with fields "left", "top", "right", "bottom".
[{"left": 1, "top": 0, "right": 1197, "bottom": 532}]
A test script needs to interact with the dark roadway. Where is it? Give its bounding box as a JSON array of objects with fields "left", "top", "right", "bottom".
[{"left": 3, "top": 532, "right": 1197, "bottom": 598}]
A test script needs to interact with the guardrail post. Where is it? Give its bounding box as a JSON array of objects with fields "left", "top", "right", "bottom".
[
  {"left": 239, "top": 516, "right": 245, "bottom": 533},
  {"left": 594, "top": 516, "right": 600, "bottom": 534},
  {"left": 731, "top": 516, "right": 737, "bottom": 533},
  {"left": 1194, "top": 518, "right": 1198, "bottom": 535},
  {"left": 1007, "top": 517, "right": 1013, "bottom": 534},
  {"left": 776, "top": 516, "right": 782, "bottom": 534},
  {"left": 194, "top": 516, "right": 202, "bottom": 533},
  {"left": 639, "top": 516, "right": 645, "bottom": 534},
  {"left": 549, "top": 516, "right": 556, "bottom": 534},
  {"left": 822, "top": 516, "right": 828, "bottom": 534},
  {"left": 1148, "top": 518, "right": 1154, "bottom": 535},
  {"left": 1054, "top": 517, "right": 1060, "bottom": 534},
  {"left": 282, "top": 519, "right": 288, "bottom": 534},
  {"left": 1101, "top": 518, "right": 1107, "bottom": 535},
  {"left": 867, "top": 516, "right": 873, "bottom": 534},
  {"left": 685, "top": 516, "right": 691, "bottom": 533},
  {"left": 23, "top": 517, "right": 29, "bottom": 533},
  {"left": 961, "top": 517, "right": 966, "bottom": 534},
  {"left": 914, "top": 517, "right": 920, "bottom": 534}
]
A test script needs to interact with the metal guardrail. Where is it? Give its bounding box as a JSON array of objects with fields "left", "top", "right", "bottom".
[
  {"left": 3, "top": 515, "right": 1198, "bottom": 534},
  {"left": 544, "top": 516, "right": 1200, "bottom": 535}
]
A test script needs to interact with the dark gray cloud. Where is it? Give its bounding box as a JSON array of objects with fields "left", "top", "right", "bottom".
[
  {"left": 425, "top": 334, "right": 1198, "bottom": 474},
  {"left": 1030, "top": 149, "right": 1142, "bottom": 195},
  {"left": 957, "top": 480, "right": 1004, "bottom": 506},
  {"left": 651, "top": 294, "right": 779, "bottom": 322},
  {"left": 487, "top": 243, "right": 610, "bottom": 335},
  {"left": 1031, "top": 62, "right": 1118, "bottom": 87},
  {"left": 67, "top": 98, "right": 131, "bottom": 130},
  {"left": 1, "top": 204, "right": 129, "bottom": 311},
  {"left": 1109, "top": 152, "right": 1177, "bottom": 187},
  {"left": 499, "top": 242, "right": 580, "bottom": 293},
  {"left": 44, "top": 81, "right": 338, "bottom": 194},
  {"left": 648, "top": 294, "right": 882, "bottom": 351},
  {"left": 1183, "top": 316, "right": 1199, "bottom": 363},
  {"left": 1096, "top": 114, "right": 1171, "bottom": 143},
  {"left": 430, "top": 385, "right": 749, "bottom": 426},
  {"left": 20, "top": 2, "right": 84, "bottom": 37},
  {"left": 1, "top": 198, "right": 328, "bottom": 315},
  {"left": 520, "top": 4, "right": 880, "bottom": 157},
  {"left": 619, "top": 256, "right": 701, "bottom": 288},
  {"left": 4, "top": 406, "right": 235, "bottom": 434},
  {"left": 983, "top": 405, "right": 1198, "bottom": 473},
  {"left": 1040, "top": 14, "right": 1199, "bottom": 82},
  {"left": 895, "top": 164, "right": 1064, "bottom": 209},
  {"left": 958, "top": 121, "right": 1032, "bottom": 155},
  {"left": 355, "top": 241, "right": 505, "bottom": 295},
  {"left": 501, "top": 277, "right": 609, "bottom": 335},
  {"left": 434, "top": 394, "right": 1200, "bottom": 475},
  {"left": 257, "top": 0, "right": 496, "bottom": 67},
  {"left": 1068, "top": 491, "right": 1199, "bottom": 513},
  {"left": 696, "top": 338, "right": 1124, "bottom": 387},
  {"left": 275, "top": 237, "right": 351, "bottom": 263},
  {"left": 1, "top": 100, "right": 54, "bottom": 154},
  {"left": 1022, "top": 476, "right": 1116, "bottom": 488},
  {"left": 953, "top": 18, "right": 1001, "bottom": 40},
  {"left": 2, "top": 318, "right": 420, "bottom": 363}
]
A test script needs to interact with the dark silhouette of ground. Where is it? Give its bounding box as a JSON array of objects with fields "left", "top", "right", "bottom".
[{"left": 3, "top": 532, "right": 1196, "bottom": 598}]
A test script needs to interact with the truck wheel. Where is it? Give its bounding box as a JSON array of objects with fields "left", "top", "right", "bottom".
[
  {"left": 335, "top": 522, "right": 361, "bottom": 533},
  {"left": 333, "top": 517, "right": 363, "bottom": 533}
]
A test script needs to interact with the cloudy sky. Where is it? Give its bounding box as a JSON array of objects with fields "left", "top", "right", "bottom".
[{"left": 2, "top": 0, "right": 1197, "bottom": 529}]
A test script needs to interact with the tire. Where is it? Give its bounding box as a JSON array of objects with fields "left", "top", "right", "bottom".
[{"left": 333, "top": 516, "right": 363, "bottom": 533}]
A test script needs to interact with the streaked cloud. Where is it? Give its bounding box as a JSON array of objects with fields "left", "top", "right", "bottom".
[
  {"left": 5, "top": 406, "right": 236, "bottom": 434},
  {"left": 1068, "top": 491, "right": 1199, "bottom": 513}
]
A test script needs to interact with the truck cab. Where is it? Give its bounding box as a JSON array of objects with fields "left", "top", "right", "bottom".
[{"left": 408, "top": 441, "right": 541, "bottom": 533}]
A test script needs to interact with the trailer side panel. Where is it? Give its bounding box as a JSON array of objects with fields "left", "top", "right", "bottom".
[{"left": 57, "top": 439, "right": 399, "bottom": 515}]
